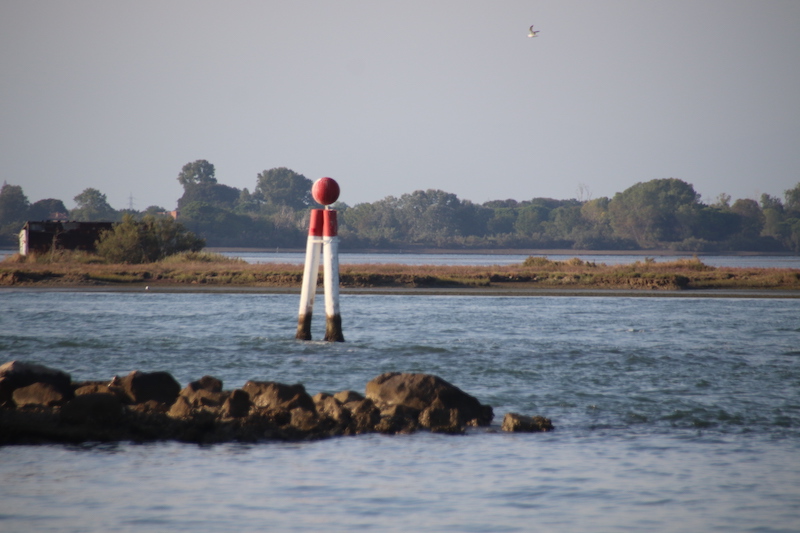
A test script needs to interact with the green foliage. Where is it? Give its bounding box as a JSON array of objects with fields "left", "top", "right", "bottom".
[
  {"left": 0, "top": 183, "right": 30, "bottom": 245},
  {"left": 177, "top": 160, "right": 217, "bottom": 187},
  {"left": 71, "top": 188, "right": 117, "bottom": 221},
  {"left": 608, "top": 178, "right": 700, "bottom": 247},
  {"left": 178, "top": 182, "right": 241, "bottom": 210},
  {"left": 254, "top": 167, "right": 313, "bottom": 210},
  {"left": 28, "top": 198, "right": 69, "bottom": 220},
  {"left": 0, "top": 183, "right": 30, "bottom": 225},
  {"left": 96, "top": 214, "right": 205, "bottom": 264}
]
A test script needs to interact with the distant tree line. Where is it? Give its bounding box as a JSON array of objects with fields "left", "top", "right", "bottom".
[{"left": 2, "top": 164, "right": 800, "bottom": 253}]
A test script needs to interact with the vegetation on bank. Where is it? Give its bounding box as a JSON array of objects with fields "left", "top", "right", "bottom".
[
  {"left": 2, "top": 161, "right": 800, "bottom": 253},
  {"left": 2, "top": 253, "right": 798, "bottom": 292}
]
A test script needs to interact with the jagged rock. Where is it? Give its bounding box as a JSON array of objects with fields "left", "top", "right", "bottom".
[
  {"left": 313, "top": 393, "right": 352, "bottom": 426},
  {"left": 130, "top": 399, "right": 170, "bottom": 414},
  {"left": 346, "top": 398, "right": 381, "bottom": 434},
  {"left": 290, "top": 407, "right": 320, "bottom": 432},
  {"left": 188, "top": 376, "right": 223, "bottom": 393},
  {"left": 0, "top": 361, "right": 514, "bottom": 445},
  {"left": 180, "top": 388, "right": 225, "bottom": 409},
  {"left": 333, "top": 390, "right": 364, "bottom": 404},
  {"left": 221, "top": 389, "right": 250, "bottom": 418},
  {"left": 242, "top": 381, "right": 316, "bottom": 412},
  {"left": 418, "top": 404, "right": 464, "bottom": 434},
  {"left": 375, "top": 404, "right": 419, "bottom": 434},
  {"left": 12, "top": 382, "right": 71, "bottom": 407},
  {"left": 0, "top": 361, "right": 72, "bottom": 403},
  {"left": 501, "top": 413, "right": 554, "bottom": 433},
  {"left": 61, "top": 393, "right": 124, "bottom": 425},
  {"left": 366, "top": 372, "right": 493, "bottom": 427},
  {"left": 167, "top": 395, "right": 194, "bottom": 418},
  {"left": 74, "top": 382, "right": 129, "bottom": 403},
  {"left": 118, "top": 370, "right": 181, "bottom": 405}
]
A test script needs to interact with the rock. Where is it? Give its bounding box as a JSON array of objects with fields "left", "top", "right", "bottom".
[
  {"left": 0, "top": 361, "right": 72, "bottom": 403},
  {"left": 118, "top": 370, "right": 181, "bottom": 405},
  {"left": 242, "top": 381, "right": 316, "bottom": 412},
  {"left": 188, "top": 376, "right": 223, "bottom": 393},
  {"left": 418, "top": 403, "right": 464, "bottom": 434},
  {"left": 375, "top": 404, "right": 419, "bottom": 434},
  {"left": 61, "top": 393, "right": 124, "bottom": 424},
  {"left": 366, "top": 372, "right": 493, "bottom": 427},
  {"left": 0, "top": 361, "right": 512, "bottom": 444},
  {"left": 12, "top": 382, "right": 71, "bottom": 407},
  {"left": 130, "top": 399, "right": 170, "bottom": 414},
  {"left": 221, "top": 389, "right": 251, "bottom": 418},
  {"left": 289, "top": 407, "right": 320, "bottom": 432},
  {"left": 167, "top": 395, "right": 194, "bottom": 418},
  {"left": 501, "top": 413, "right": 554, "bottom": 433},
  {"left": 313, "top": 393, "right": 351, "bottom": 426},
  {"left": 74, "top": 383, "right": 129, "bottom": 403},
  {"left": 179, "top": 376, "right": 224, "bottom": 408},
  {"left": 180, "top": 388, "right": 225, "bottom": 408},
  {"left": 333, "top": 390, "right": 364, "bottom": 404},
  {"left": 346, "top": 398, "right": 381, "bottom": 434}
]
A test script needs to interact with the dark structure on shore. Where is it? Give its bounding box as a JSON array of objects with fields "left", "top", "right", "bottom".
[{"left": 19, "top": 221, "right": 113, "bottom": 256}]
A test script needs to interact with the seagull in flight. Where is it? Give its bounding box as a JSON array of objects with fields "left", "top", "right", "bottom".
[{"left": 528, "top": 25, "right": 540, "bottom": 38}]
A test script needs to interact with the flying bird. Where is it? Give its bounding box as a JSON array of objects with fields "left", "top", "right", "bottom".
[{"left": 528, "top": 25, "right": 540, "bottom": 38}]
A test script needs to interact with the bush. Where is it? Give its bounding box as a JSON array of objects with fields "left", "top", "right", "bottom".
[{"left": 96, "top": 215, "right": 205, "bottom": 263}]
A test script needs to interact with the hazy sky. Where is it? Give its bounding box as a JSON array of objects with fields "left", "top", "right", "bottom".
[{"left": 2, "top": 1, "right": 799, "bottom": 211}]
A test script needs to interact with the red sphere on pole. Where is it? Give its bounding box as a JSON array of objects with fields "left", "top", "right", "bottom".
[{"left": 312, "top": 177, "right": 340, "bottom": 206}]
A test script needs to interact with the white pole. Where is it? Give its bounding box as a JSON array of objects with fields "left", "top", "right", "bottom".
[
  {"left": 322, "top": 209, "right": 344, "bottom": 342},
  {"left": 296, "top": 210, "right": 323, "bottom": 340}
]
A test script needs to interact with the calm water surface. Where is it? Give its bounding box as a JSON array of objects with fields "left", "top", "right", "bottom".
[
  {"left": 1, "top": 291, "right": 799, "bottom": 532},
  {"left": 226, "top": 251, "right": 800, "bottom": 269}
]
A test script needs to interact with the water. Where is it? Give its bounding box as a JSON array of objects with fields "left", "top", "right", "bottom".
[
  {"left": 2, "top": 246, "right": 799, "bottom": 268},
  {"left": 223, "top": 251, "right": 800, "bottom": 269},
  {"left": 1, "top": 291, "right": 799, "bottom": 532}
]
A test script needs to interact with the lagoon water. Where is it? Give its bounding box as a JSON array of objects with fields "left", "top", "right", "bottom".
[
  {"left": 224, "top": 251, "right": 800, "bottom": 269},
  {"left": 1, "top": 290, "right": 799, "bottom": 532}
]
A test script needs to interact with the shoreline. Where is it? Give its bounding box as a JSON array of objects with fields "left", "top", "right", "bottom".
[
  {"left": 205, "top": 247, "right": 799, "bottom": 257},
  {"left": 3, "top": 284, "right": 799, "bottom": 298}
]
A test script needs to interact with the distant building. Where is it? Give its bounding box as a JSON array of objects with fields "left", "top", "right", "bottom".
[{"left": 19, "top": 221, "right": 114, "bottom": 256}]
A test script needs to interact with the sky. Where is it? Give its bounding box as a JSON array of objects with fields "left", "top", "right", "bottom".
[{"left": 2, "top": 1, "right": 799, "bottom": 211}]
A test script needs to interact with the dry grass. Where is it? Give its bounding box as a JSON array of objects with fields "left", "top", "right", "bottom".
[{"left": 1, "top": 253, "right": 799, "bottom": 291}]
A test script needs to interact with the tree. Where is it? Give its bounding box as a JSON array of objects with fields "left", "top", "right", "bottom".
[
  {"left": 731, "top": 199, "right": 765, "bottom": 238},
  {"left": 176, "top": 160, "right": 240, "bottom": 210},
  {"left": 96, "top": 214, "right": 204, "bottom": 263},
  {"left": 341, "top": 198, "right": 403, "bottom": 245},
  {"left": 395, "top": 189, "right": 464, "bottom": 244},
  {"left": 71, "top": 188, "right": 117, "bottom": 221},
  {"left": 785, "top": 182, "right": 800, "bottom": 217},
  {"left": 514, "top": 205, "right": 549, "bottom": 236},
  {"left": 0, "top": 183, "right": 29, "bottom": 225},
  {"left": 254, "top": 168, "right": 314, "bottom": 211},
  {"left": 177, "top": 160, "right": 217, "bottom": 187},
  {"left": 760, "top": 193, "right": 786, "bottom": 239},
  {"left": 178, "top": 181, "right": 240, "bottom": 210},
  {"left": 608, "top": 178, "right": 700, "bottom": 247},
  {"left": 28, "top": 198, "right": 69, "bottom": 220}
]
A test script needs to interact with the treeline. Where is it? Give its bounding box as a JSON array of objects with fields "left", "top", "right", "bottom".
[{"left": 2, "top": 161, "right": 800, "bottom": 252}]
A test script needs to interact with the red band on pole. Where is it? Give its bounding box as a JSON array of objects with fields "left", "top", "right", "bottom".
[
  {"left": 323, "top": 210, "right": 338, "bottom": 237},
  {"left": 308, "top": 209, "right": 324, "bottom": 237}
]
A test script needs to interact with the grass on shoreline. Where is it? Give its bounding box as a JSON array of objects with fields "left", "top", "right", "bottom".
[{"left": 2, "top": 251, "right": 799, "bottom": 291}]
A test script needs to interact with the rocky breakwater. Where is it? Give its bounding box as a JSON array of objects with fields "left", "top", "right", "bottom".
[{"left": 0, "top": 361, "right": 553, "bottom": 445}]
